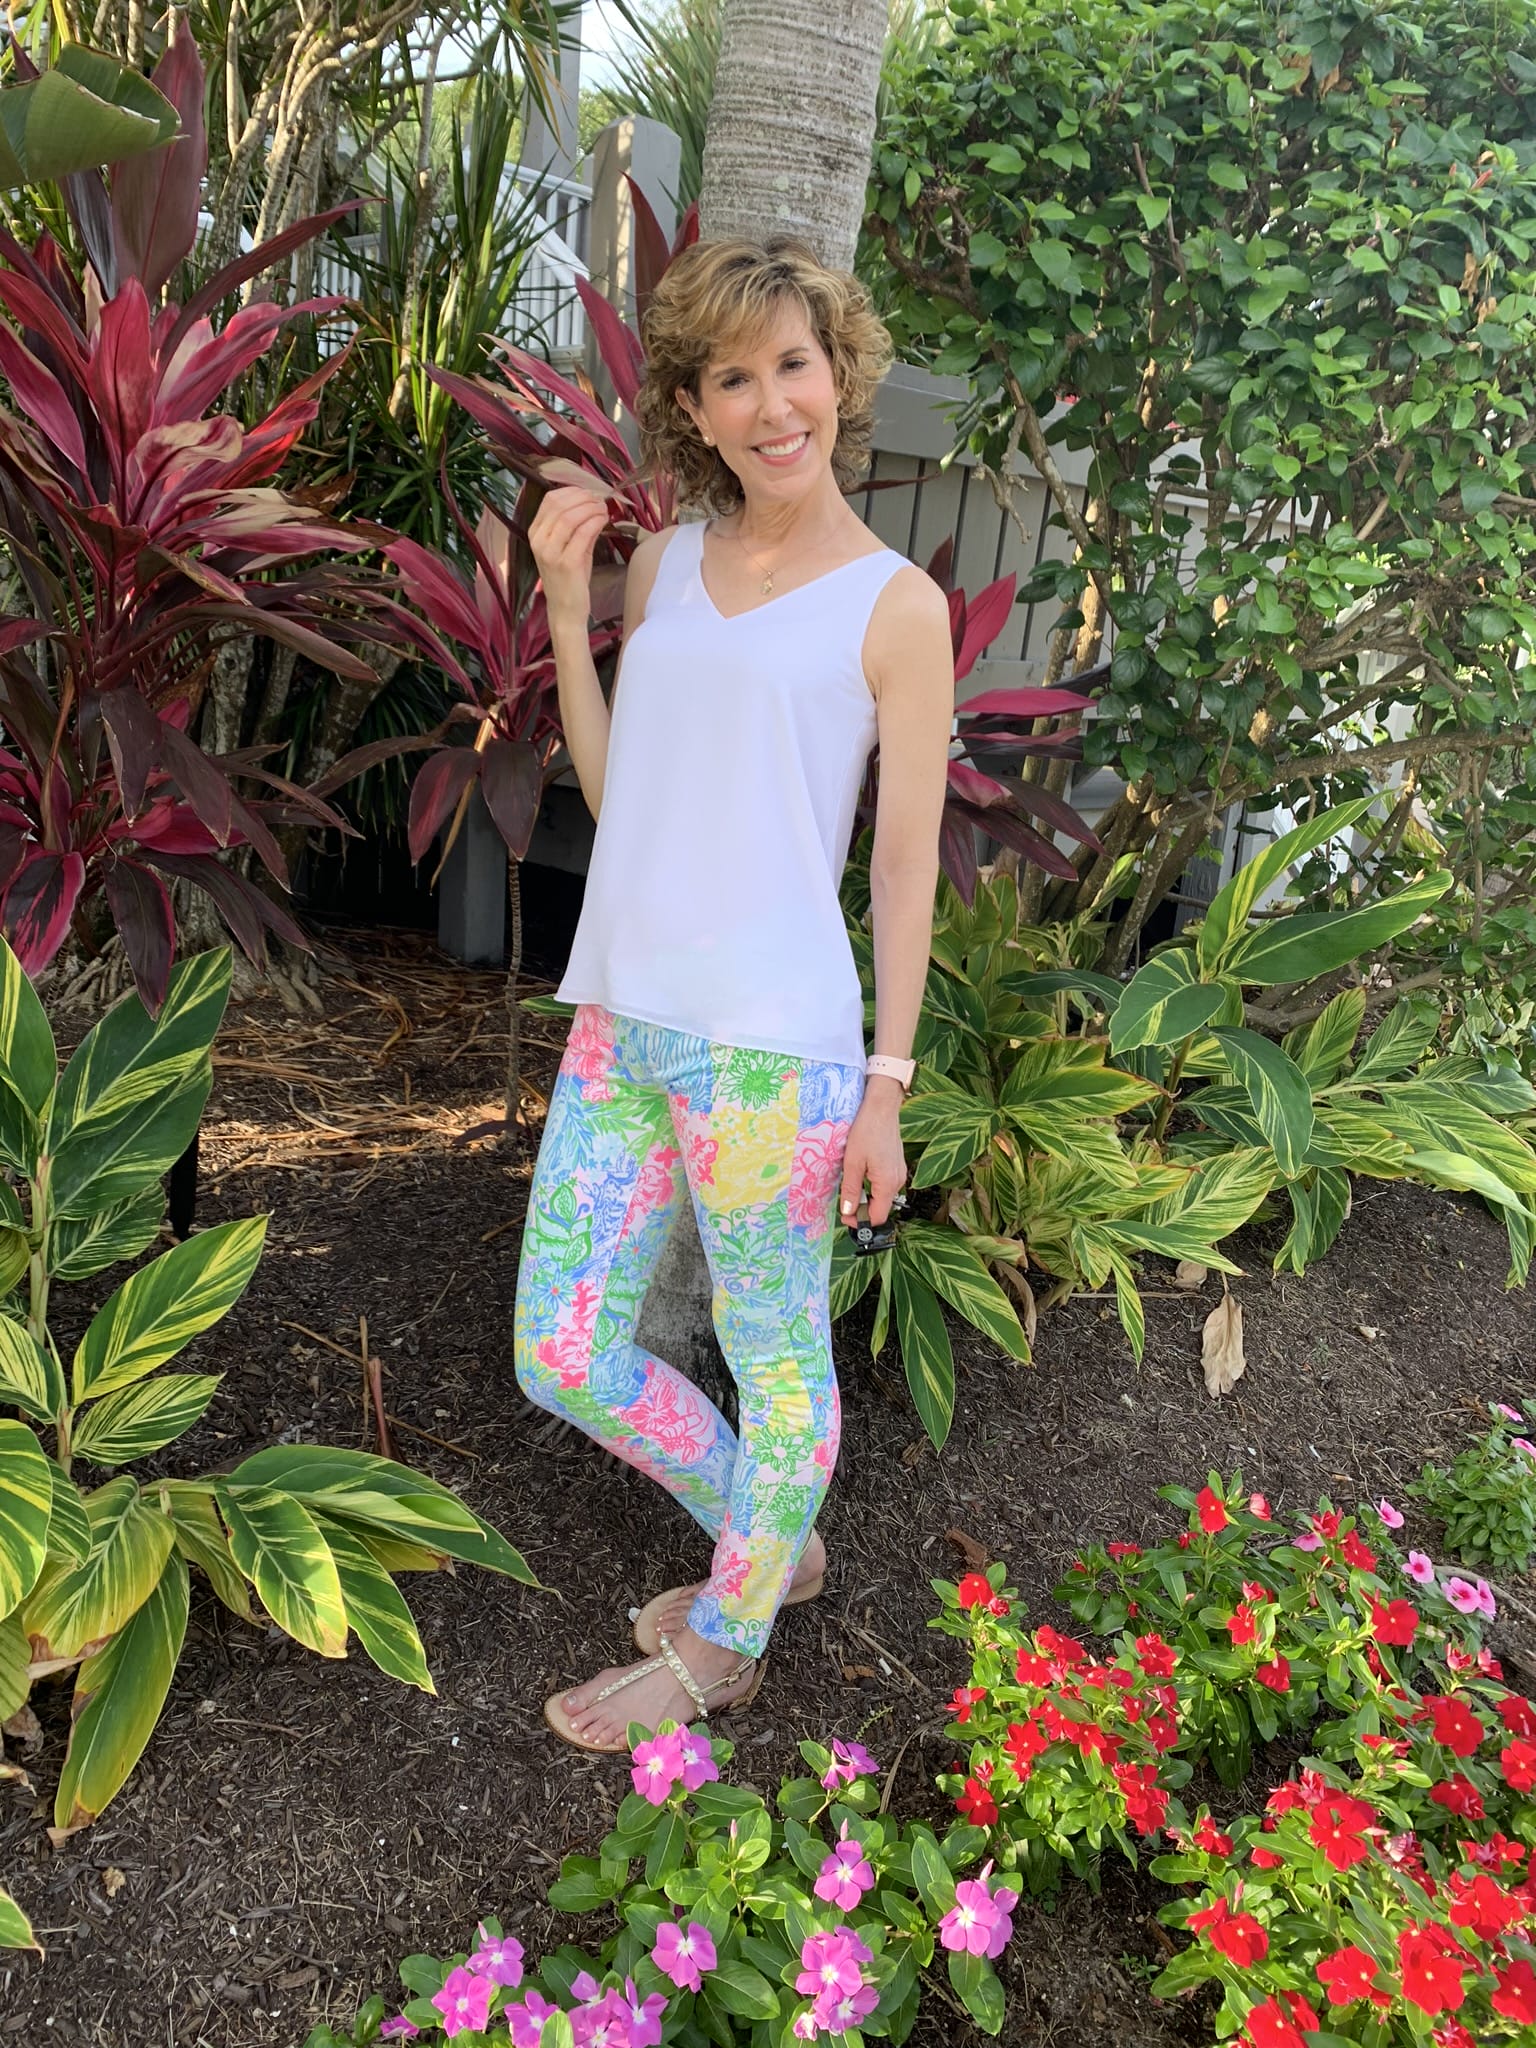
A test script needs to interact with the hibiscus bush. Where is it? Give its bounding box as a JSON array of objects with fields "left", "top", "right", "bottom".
[
  {"left": 1412, "top": 1397, "right": 1536, "bottom": 1575},
  {"left": 306, "top": 1726, "right": 1022, "bottom": 2045}
]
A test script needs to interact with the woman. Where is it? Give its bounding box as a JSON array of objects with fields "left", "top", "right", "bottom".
[{"left": 517, "top": 235, "right": 954, "bottom": 1752}]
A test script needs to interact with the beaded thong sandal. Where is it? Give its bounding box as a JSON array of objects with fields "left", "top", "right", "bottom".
[
  {"left": 543, "top": 1630, "right": 767, "bottom": 1755},
  {"left": 629, "top": 1574, "right": 824, "bottom": 1656}
]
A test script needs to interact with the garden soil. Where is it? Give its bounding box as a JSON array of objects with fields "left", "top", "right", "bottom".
[{"left": 3, "top": 931, "right": 1533, "bottom": 2048}]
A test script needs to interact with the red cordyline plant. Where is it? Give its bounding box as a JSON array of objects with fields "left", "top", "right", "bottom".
[{"left": 0, "top": 17, "right": 384, "bottom": 1010}]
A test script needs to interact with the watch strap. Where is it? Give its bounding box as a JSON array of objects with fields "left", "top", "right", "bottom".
[{"left": 865, "top": 1053, "right": 916, "bottom": 1093}]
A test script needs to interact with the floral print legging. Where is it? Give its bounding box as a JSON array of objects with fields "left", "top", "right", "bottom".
[{"left": 513, "top": 1005, "right": 863, "bottom": 1658}]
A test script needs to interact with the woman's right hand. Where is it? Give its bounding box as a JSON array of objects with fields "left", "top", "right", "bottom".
[{"left": 529, "top": 485, "right": 611, "bottom": 628}]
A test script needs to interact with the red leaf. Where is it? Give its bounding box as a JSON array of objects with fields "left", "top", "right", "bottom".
[
  {"left": 310, "top": 729, "right": 445, "bottom": 800},
  {"left": 407, "top": 749, "right": 482, "bottom": 866},
  {"left": 0, "top": 616, "right": 52, "bottom": 656},
  {"left": 87, "top": 279, "right": 156, "bottom": 479},
  {"left": 162, "top": 201, "right": 368, "bottom": 357},
  {"left": 104, "top": 857, "right": 174, "bottom": 1014},
  {"left": 3, "top": 849, "right": 85, "bottom": 971},
  {"left": 155, "top": 719, "right": 232, "bottom": 845},
  {"left": 951, "top": 797, "right": 1078, "bottom": 880},
  {"left": 1008, "top": 780, "right": 1104, "bottom": 850},
  {"left": 155, "top": 297, "right": 349, "bottom": 425},
  {"left": 144, "top": 850, "right": 308, "bottom": 964},
  {"left": 925, "top": 537, "right": 956, "bottom": 593},
  {"left": 478, "top": 740, "right": 542, "bottom": 858},
  {"left": 574, "top": 278, "right": 644, "bottom": 413},
  {"left": 0, "top": 270, "right": 88, "bottom": 381},
  {"left": 960, "top": 686, "right": 1095, "bottom": 719},
  {"left": 385, "top": 538, "right": 488, "bottom": 657},
  {"left": 98, "top": 687, "right": 162, "bottom": 818},
  {"left": 939, "top": 810, "right": 978, "bottom": 907},
  {"left": 946, "top": 760, "right": 1009, "bottom": 808},
  {"left": 0, "top": 322, "right": 89, "bottom": 476},
  {"left": 110, "top": 11, "right": 207, "bottom": 298},
  {"left": 125, "top": 800, "right": 220, "bottom": 855},
  {"left": 955, "top": 574, "right": 1018, "bottom": 681},
  {"left": 172, "top": 604, "right": 377, "bottom": 683},
  {"left": 625, "top": 176, "right": 671, "bottom": 318},
  {"left": 0, "top": 821, "right": 27, "bottom": 891}
]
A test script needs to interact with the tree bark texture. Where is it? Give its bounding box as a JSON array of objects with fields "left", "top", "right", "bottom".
[{"left": 699, "top": 0, "right": 890, "bottom": 269}]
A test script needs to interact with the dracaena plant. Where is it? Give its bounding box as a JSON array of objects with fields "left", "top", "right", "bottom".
[
  {"left": 0, "top": 15, "right": 386, "bottom": 1011},
  {"left": 0, "top": 940, "right": 532, "bottom": 1954}
]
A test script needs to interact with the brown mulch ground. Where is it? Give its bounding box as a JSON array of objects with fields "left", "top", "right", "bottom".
[{"left": 2, "top": 928, "right": 1533, "bottom": 2048}]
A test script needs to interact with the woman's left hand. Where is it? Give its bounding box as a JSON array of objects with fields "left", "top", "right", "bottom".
[{"left": 839, "top": 1079, "right": 909, "bottom": 1228}]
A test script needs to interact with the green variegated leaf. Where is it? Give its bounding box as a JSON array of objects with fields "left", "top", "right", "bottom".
[
  {"left": 0, "top": 938, "right": 54, "bottom": 1177},
  {"left": 890, "top": 1258, "right": 955, "bottom": 1449},
  {"left": 1209, "top": 1028, "right": 1314, "bottom": 1177},
  {"left": 23, "top": 1477, "right": 173, "bottom": 1659},
  {"left": 1283, "top": 987, "right": 1367, "bottom": 1085},
  {"left": 1197, "top": 799, "right": 1375, "bottom": 972},
  {"left": 52, "top": 1188, "right": 166, "bottom": 1284},
  {"left": 52, "top": 1549, "right": 187, "bottom": 1837},
  {"left": 0, "top": 1418, "right": 51, "bottom": 1619},
  {"left": 0, "top": 1315, "right": 64, "bottom": 1423},
  {"left": 1109, "top": 950, "right": 1227, "bottom": 1054},
  {"left": 0, "top": 1183, "right": 20, "bottom": 1227},
  {"left": 157, "top": 1480, "right": 251, "bottom": 1620},
  {"left": 1381, "top": 1090, "right": 1536, "bottom": 1194},
  {"left": 1135, "top": 1147, "right": 1275, "bottom": 1241},
  {"left": 1497, "top": 1196, "right": 1535, "bottom": 1290},
  {"left": 1002, "top": 1037, "right": 1161, "bottom": 1119},
  {"left": 1398, "top": 1146, "right": 1522, "bottom": 1211},
  {"left": 900, "top": 1070, "right": 993, "bottom": 1136},
  {"left": 922, "top": 966, "right": 989, "bottom": 1041},
  {"left": 1225, "top": 873, "right": 1451, "bottom": 987},
  {"left": 341, "top": 1524, "right": 449, "bottom": 1575},
  {"left": 1106, "top": 1248, "right": 1147, "bottom": 1363},
  {"left": 0, "top": 1608, "right": 28, "bottom": 1718},
  {"left": 999, "top": 966, "right": 1123, "bottom": 1014},
  {"left": 225, "top": 1446, "right": 536, "bottom": 1584},
  {"left": 870, "top": 1257, "right": 891, "bottom": 1359},
  {"left": 315, "top": 1516, "right": 432, "bottom": 1690},
  {"left": 1275, "top": 1165, "right": 1351, "bottom": 1276},
  {"left": 71, "top": 1374, "right": 220, "bottom": 1466},
  {"left": 911, "top": 1102, "right": 997, "bottom": 1188},
  {"left": 1108, "top": 1221, "right": 1244, "bottom": 1274},
  {"left": 829, "top": 1230, "right": 876, "bottom": 1318},
  {"left": 214, "top": 1483, "right": 348, "bottom": 1656},
  {"left": 895, "top": 1221, "right": 1031, "bottom": 1362},
  {"left": 72, "top": 1217, "right": 266, "bottom": 1403},
  {"left": 1346, "top": 994, "right": 1443, "bottom": 1086},
  {"left": 1306, "top": 1104, "right": 1412, "bottom": 1176},
  {"left": 47, "top": 951, "right": 231, "bottom": 1220},
  {"left": 0, "top": 1230, "right": 27, "bottom": 1298},
  {"left": 45, "top": 1458, "right": 90, "bottom": 1565},
  {"left": 0, "top": 1883, "right": 38, "bottom": 1951}
]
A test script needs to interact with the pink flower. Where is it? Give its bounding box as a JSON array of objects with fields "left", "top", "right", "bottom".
[
  {"left": 623, "top": 1978, "right": 668, "bottom": 2048},
  {"left": 631, "top": 1730, "right": 685, "bottom": 1806},
  {"left": 653, "top": 1920, "right": 716, "bottom": 1993},
  {"left": 812, "top": 1981, "right": 880, "bottom": 2032},
  {"left": 1406, "top": 1550, "right": 1436, "bottom": 1585},
  {"left": 795, "top": 1928, "right": 872, "bottom": 2001},
  {"left": 1292, "top": 1532, "right": 1323, "bottom": 1552},
  {"left": 379, "top": 2023, "right": 419, "bottom": 2042},
  {"left": 1444, "top": 1577, "right": 1481, "bottom": 1615},
  {"left": 1474, "top": 1579, "right": 1498, "bottom": 1622},
  {"left": 791, "top": 2012, "right": 820, "bottom": 2041},
  {"left": 504, "top": 1992, "right": 558, "bottom": 2048},
  {"left": 814, "top": 1824, "right": 875, "bottom": 1910},
  {"left": 468, "top": 1924, "right": 524, "bottom": 1987},
  {"left": 1248, "top": 1492, "right": 1273, "bottom": 1520},
  {"left": 1495, "top": 1403, "right": 1524, "bottom": 1423},
  {"left": 1513, "top": 1437, "right": 1536, "bottom": 1459},
  {"left": 572, "top": 1990, "right": 637, "bottom": 2048},
  {"left": 678, "top": 1728, "right": 719, "bottom": 1792},
  {"left": 821, "top": 1738, "right": 879, "bottom": 1789},
  {"left": 432, "top": 1967, "right": 492, "bottom": 2039},
  {"left": 1375, "top": 1498, "right": 1405, "bottom": 1529},
  {"left": 938, "top": 1860, "right": 1020, "bottom": 1959}
]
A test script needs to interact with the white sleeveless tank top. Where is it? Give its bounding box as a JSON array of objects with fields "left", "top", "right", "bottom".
[{"left": 556, "top": 519, "right": 908, "bottom": 1067}]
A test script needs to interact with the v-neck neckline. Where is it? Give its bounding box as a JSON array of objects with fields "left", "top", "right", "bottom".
[{"left": 694, "top": 519, "right": 894, "bottom": 622}]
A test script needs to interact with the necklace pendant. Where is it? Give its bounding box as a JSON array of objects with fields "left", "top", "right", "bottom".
[{"left": 761, "top": 572, "right": 774, "bottom": 596}]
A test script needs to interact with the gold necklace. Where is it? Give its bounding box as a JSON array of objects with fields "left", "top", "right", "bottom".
[{"left": 726, "top": 519, "right": 827, "bottom": 598}]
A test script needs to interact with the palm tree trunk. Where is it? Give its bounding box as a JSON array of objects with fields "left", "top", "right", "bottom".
[{"left": 699, "top": 0, "right": 889, "bottom": 269}]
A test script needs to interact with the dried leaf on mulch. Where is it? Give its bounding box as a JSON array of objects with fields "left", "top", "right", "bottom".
[{"left": 1201, "top": 1287, "right": 1246, "bottom": 1399}]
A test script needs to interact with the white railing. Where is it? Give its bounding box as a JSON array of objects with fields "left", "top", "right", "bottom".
[{"left": 505, "top": 164, "right": 591, "bottom": 361}]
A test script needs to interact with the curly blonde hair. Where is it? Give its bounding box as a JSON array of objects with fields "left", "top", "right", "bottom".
[{"left": 634, "top": 237, "right": 894, "bottom": 514}]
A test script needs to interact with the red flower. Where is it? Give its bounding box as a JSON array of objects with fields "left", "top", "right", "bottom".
[
  {"left": 1447, "top": 1869, "right": 1522, "bottom": 1940},
  {"left": 957, "top": 1572, "right": 993, "bottom": 1611},
  {"left": 1248, "top": 1492, "right": 1272, "bottom": 1520},
  {"left": 1250, "top": 1844, "right": 1285, "bottom": 1870},
  {"left": 1267, "top": 1780, "right": 1308, "bottom": 1816},
  {"left": 1255, "top": 1657, "right": 1291, "bottom": 1694},
  {"left": 1193, "top": 1816, "right": 1233, "bottom": 1856},
  {"left": 949, "top": 1685, "right": 987, "bottom": 1725},
  {"left": 1341, "top": 1530, "right": 1377, "bottom": 1571},
  {"left": 1035, "top": 1624, "right": 1087, "bottom": 1667},
  {"left": 1312, "top": 1509, "right": 1341, "bottom": 1540},
  {"left": 1496, "top": 1693, "right": 1536, "bottom": 1739},
  {"left": 1015, "top": 1648, "right": 1054, "bottom": 1685},
  {"left": 1242, "top": 1991, "right": 1320, "bottom": 2048},
  {"left": 1145, "top": 1710, "right": 1180, "bottom": 1753},
  {"left": 1075, "top": 1721, "right": 1122, "bottom": 1767},
  {"left": 1500, "top": 1737, "right": 1536, "bottom": 1791},
  {"left": 1241, "top": 1579, "right": 1270, "bottom": 1604},
  {"left": 1127, "top": 1601, "right": 1139, "bottom": 1617},
  {"left": 1136, "top": 1633, "right": 1176, "bottom": 1678},
  {"left": 1227, "top": 1603, "right": 1259, "bottom": 1647},
  {"left": 1432, "top": 2025, "right": 1475, "bottom": 2048},
  {"left": 1398, "top": 1925, "right": 1469, "bottom": 2016},
  {"left": 1315, "top": 1944, "right": 1385, "bottom": 2008},
  {"left": 1493, "top": 1958, "right": 1536, "bottom": 2026},
  {"left": 1370, "top": 1598, "right": 1419, "bottom": 1648},
  {"left": 1107, "top": 1541, "right": 1142, "bottom": 1560},
  {"left": 1309, "top": 1792, "right": 1376, "bottom": 1872},
  {"left": 1177, "top": 1531, "right": 1193, "bottom": 1549},
  {"left": 1114, "top": 1762, "right": 1168, "bottom": 1836},
  {"left": 955, "top": 1776, "right": 997, "bottom": 1825},
  {"left": 1196, "top": 1485, "right": 1228, "bottom": 1533},
  {"left": 1430, "top": 1774, "right": 1485, "bottom": 1820},
  {"left": 1005, "top": 1718, "right": 1048, "bottom": 1777},
  {"left": 1461, "top": 1831, "right": 1526, "bottom": 1870},
  {"left": 1188, "top": 1896, "right": 1267, "bottom": 1965},
  {"left": 1423, "top": 1695, "right": 1485, "bottom": 1759},
  {"left": 988, "top": 1595, "right": 1010, "bottom": 1616}
]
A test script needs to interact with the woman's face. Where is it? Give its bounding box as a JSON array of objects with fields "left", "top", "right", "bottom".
[{"left": 678, "top": 298, "right": 840, "bottom": 504}]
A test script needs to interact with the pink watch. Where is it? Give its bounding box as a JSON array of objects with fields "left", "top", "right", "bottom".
[{"left": 865, "top": 1054, "right": 916, "bottom": 1093}]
